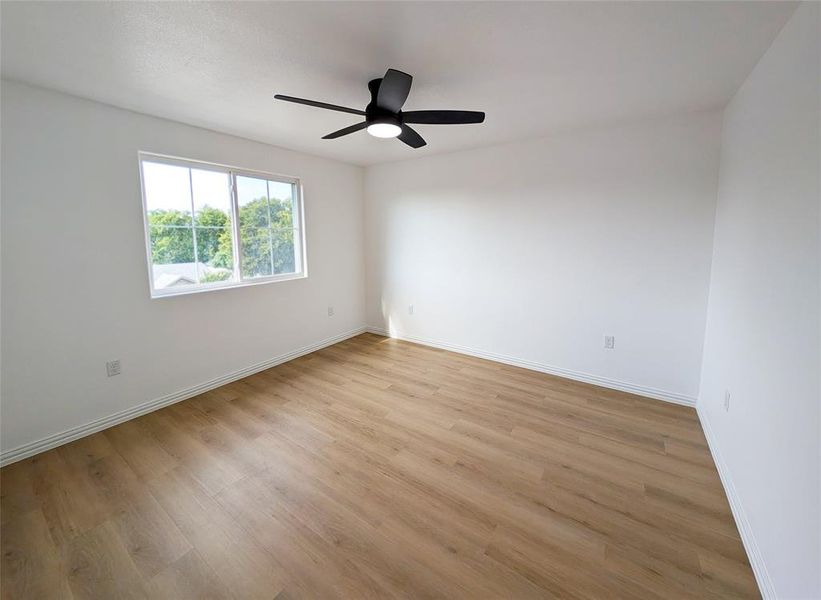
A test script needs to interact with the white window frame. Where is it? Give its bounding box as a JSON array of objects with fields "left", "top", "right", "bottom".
[{"left": 138, "top": 152, "right": 307, "bottom": 298}]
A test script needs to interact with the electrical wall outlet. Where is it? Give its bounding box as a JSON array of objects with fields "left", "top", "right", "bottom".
[
  {"left": 408, "top": 305, "right": 414, "bottom": 315},
  {"left": 327, "top": 306, "right": 335, "bottom": 317},
  {"left": 604, "top": 335, "right": 615, "bottom": 349},
  {"left": 724, "top": 389, "right": 731, "bottom": 412},
  {"left": 106, "top": 360, "right": 121, "bottom": 377}
]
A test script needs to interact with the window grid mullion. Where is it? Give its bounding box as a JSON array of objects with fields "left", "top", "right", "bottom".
[
  {"left": 229, "top": 171, "right": 242, "bottom": 282},
  {"left": 293, "top": 183, "right": 303, "bottom": 273},
  {"left": 188, "top": 168, "right": 201, "bottom": 283},
  {"left": 265, "top": 180, "right": 275, "bottom": 276}
]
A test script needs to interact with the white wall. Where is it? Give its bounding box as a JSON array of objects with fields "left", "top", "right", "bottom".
[
  {"left": 698, "top": 3, "right": 820, "bottom": 598},
  {"left": 365, "top": 112, "right": 721, "bottom": 402},
  {"left": 0, "top": 81, "right": 366, "bottom": 458}
]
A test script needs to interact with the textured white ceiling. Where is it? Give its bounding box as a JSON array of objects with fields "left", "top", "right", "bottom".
[{"left": 1, "top": 1, "right": 797, "bottom": 166}]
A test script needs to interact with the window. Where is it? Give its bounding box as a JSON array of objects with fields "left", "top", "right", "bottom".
[{"left": 139, "top": 153, "right": 305, "bottom": 297}]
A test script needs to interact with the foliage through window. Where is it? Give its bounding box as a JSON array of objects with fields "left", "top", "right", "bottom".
[{"left": 139, "top": 154, "right": 305, "bottom": 297}]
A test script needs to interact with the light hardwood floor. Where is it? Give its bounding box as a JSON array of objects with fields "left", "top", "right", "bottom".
[{"left": 1, "top": 333, "right": 758, "bottom": 599}]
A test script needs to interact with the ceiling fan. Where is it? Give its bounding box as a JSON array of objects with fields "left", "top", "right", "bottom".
[{"left": 274, "top": 68, "right": 485, "bottom": 149}]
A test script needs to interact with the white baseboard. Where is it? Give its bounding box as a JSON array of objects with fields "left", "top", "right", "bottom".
[
  {"left": 697, "top": 404, "right": 774, "bottom": 599},
  {"left": 0, "top": 324, "right": 697, "bottom": 467},
  {"left": 366, "top": 327, "right": 696, "bottom": 407},
  {"left": 0, "top": 326, "right": 368, "bottom": 467}
]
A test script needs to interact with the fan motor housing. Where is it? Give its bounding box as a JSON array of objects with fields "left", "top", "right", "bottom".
[{"left": 366, "top": 78, "right": 402, "bottom": 126}]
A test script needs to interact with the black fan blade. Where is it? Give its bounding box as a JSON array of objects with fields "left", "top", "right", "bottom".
[
  {"left": 402, "top": 110, "right": 485, "bottom": 125},
  {"left": 274, "top": 94, "right": 365, "bottom": 116},
  {"left": 398, "top": 125, "right": 426, "bottom": 148},
  {"left": 322, "top": 122, "right": 368, "bottom": 139},
  {"left": 376, "top": 69, "right": 412, "bottom": 112}
]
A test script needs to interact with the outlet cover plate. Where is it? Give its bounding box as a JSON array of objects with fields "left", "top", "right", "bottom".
[{"left": 106, "top": 360, "right": 121, "bottom": 377}]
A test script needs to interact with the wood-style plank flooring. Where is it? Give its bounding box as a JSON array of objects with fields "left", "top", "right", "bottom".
[{"left": 1, "top": 333, "right": 758, "bottom": 599}]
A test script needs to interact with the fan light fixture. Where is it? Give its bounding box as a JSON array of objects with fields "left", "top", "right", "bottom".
[{"left": 367, "top": 123, "right": 402, "bottom": 138}]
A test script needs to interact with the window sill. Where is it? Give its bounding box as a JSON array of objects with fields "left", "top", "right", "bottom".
[{"left": 149, "top": 272, "right": 307, "bottom": 299}]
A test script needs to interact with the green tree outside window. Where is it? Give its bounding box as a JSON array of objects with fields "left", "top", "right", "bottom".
[{"left": 148, "top": 196, "right": 295, "bottom": 278}]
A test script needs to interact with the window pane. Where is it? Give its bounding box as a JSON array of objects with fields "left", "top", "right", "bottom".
[
  {"left": 240, "top": 227, "right": 273, "bottom": 278},
  {"left": 237, "top": 175, "right": 273, "bottom": 279},
  {"left": 272, "top": 228, "right": 296, "bottom": 274},
  {"left": 143, "top": 161, "right": 199, "bottom": 290},
  {"left": 143, "top": 162, "right": 192, "bottom": 217},
  {"left": 191, "top": 169, "right": 234, "bottom": 281},
  {"left": 149, "top": 225, "right": 197, "bottom": 290},
  {"left": 236, "top": 175, "right": 270, "bottom": 228},
  {"left": 192, "top": 168, "right": 232, "bottom": 214},
  {"left": 196, "top": 226, "right": 234, "bottom": 282},
  {"left": 234, "top": 174, "right": 300, "bottom": 279},
  {"left": 268, "top": 180, "right": 295, "bottom": 228}
]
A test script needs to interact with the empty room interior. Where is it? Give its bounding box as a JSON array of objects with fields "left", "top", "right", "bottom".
[{"left": 1, "top": 1, "right": 819, "bottom": 598}]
